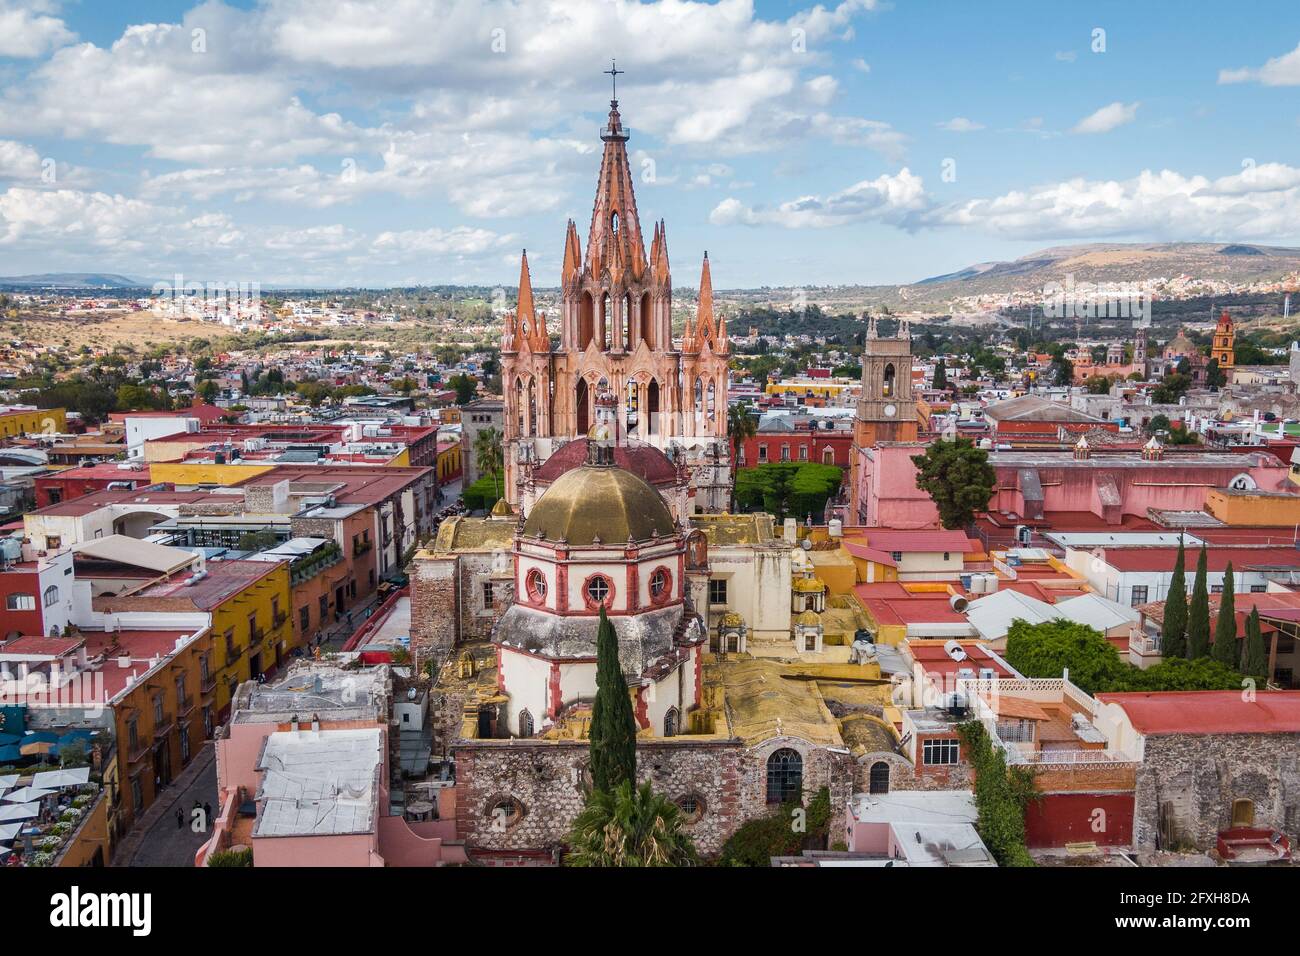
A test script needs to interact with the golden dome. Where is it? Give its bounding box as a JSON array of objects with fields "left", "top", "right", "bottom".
[
  {"left": 489, "top": 497, "right": 513, "bottom": 518},
  {"left": 721, "top": 611, "right": 745, "bottom": 628},
  {"left": 792, "top": 575, "right": 826, "bottom": 593},
  {"left": 795, "top": 609, "right": 822, "bottom": 626},
  {"left": 522, "top": 463, "right": 674, "bottom": 546}
]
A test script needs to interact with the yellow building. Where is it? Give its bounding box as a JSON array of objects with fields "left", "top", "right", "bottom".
[
  {"left": 436, "top": 441, "right": 462, "bottom": 483},
  {"left": 0, "top": 405, "right": 66, "bottom": 438},
  {"left": 99, "top": 559, "right": 294, "bottom": 720},
  {"left": 1205, "top": 487, "right": 1300, "bottom": 526},
  {"left": 150, "top": 461, "right": 278, "bottom": 487}
]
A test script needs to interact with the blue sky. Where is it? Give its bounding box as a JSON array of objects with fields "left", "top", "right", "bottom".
[{"left": 1, "top": 0, "right": 1299, "bottom": 288}]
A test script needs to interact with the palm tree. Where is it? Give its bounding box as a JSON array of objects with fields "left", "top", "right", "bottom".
[
  {"left": 565, "top": 780, "right": 699, "bottom": 867},
  {"left": 473, "top": 426, "right": 504, "bottom": 502}
]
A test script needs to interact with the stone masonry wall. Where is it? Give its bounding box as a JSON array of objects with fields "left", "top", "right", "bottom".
[
  {"left": 1134, "top": 732, "right": 1300, "bottom": 851},
  {"left": 410, "top": 555, "right": 458, "bottom": 672},
  {"left": 452, "top": 736, "right": 853, "bottom": 859}
]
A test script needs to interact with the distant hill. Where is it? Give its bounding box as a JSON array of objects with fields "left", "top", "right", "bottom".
[
  {"left": 910, "top": 242, "right": 1300, "bottom": 299},
  {"left": 0, "top": 273, "right": 150, "bottom": 289}
]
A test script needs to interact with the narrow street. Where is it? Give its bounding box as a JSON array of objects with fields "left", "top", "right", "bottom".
[{"left": 114, "top": 743, "right": 218, "bottom": 867}]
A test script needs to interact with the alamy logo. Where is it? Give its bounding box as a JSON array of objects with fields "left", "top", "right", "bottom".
[{"left": 49, "top": 887, "right": 152, "bottom": 937}]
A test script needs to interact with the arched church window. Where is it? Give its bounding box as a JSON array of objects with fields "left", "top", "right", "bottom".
[
  {"left": 611, "top": 211, "right": 619, "bottom": 235},
  {"left": 883, "top": 363, "right": 895, "bottom": 398},
  {"left": 585, "top": 574, "right": 613, "bottom": 608},
  {"left": 766, "top": 748, "right": 803, "bottom": 805},
  {"left": 486, "top": 795, "right": 524, "bottom": 829},
  {"left": 517, "top": 709, "right": 534, "bottom": 739},
  {"left": 869, "top": 761, "right": 890, "bottom": 794},
  {"left": 664, "top": 707, "right": 680, "bottom": 738},
  {"left": 526, "top": 569, "right": 547, "bottom": 603},
  {"left": 649, "top": 567, "right": 671, "bottom": 602}
]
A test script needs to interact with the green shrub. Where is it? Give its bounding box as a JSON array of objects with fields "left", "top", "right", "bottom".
[
  {"left": 207, "top": 847, "right": 254, "bottom": 867},
  {"left": 718, "top": 787, "right": 832, "bottom": 866}
]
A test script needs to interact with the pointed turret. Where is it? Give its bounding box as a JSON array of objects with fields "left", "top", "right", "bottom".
[
  {"left": 694, "top": 252, "right": 718, "bottom": 351},
  {"left": 516, "top": 249, "right": 548, "bottom": 351},
  {"left": 562, "top": 220, "right": 582, "bottom": 287},
  {"left": 585, "top": 100, "right": 647, "bottom": 283}
]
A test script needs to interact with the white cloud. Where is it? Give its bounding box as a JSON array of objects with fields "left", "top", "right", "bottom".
[
  {"left": 1219, "top": 41, "right": 1300, "bottom": 85},
  {"left": 707, "top": 161, "right": 1300, "bottom": 245},
  {"left": 709, "top": 168, "right": 927, "bottom": 229},
  {"left": 852, "top": 58, "right": 871, "bottom": 73},
  {"left": 1072, "top": 101, "right": 1140, "bottom": 134},
  {"left": 936, "top": 117, "right": 984, "bottom": 132},
  {"left": 0, "top": 1, "right": 74, "bottom": 58}
]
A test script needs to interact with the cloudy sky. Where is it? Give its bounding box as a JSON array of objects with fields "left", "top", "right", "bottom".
[{"left": 1, "top": 0, "right": 1299, "bottom": 287}]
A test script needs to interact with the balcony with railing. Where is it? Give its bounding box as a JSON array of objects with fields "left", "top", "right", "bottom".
[
  {"left": 353, "top": 538, "right": 373, "bottom": 557},
  {"left": 290, "top": 542, "right": 344, "bottom": 584},
  {"left": 153, "top": 712, "right": 175, "bottom": 740},
  {"left": 248, "top": 626, "right": 264, "bottom": 647}
]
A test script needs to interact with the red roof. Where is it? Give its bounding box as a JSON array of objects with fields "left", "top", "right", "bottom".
[
  {"left": 1100, "top": 547, "right": 1300, "bottom": 573},
  {"left": 0, "top": 636, "right": 85, "bottom": 657},
  {"left": 110, "top": 403, "right": 227, "bottom": 423},
  {"left": 854, "top": 530, "right": 975, "bottom": 554},
  {"left": 533, "top": 439, "right": 677, "bottom": 486},
  {"left": 908, "top": 641, "right": 1017, "bottom": 678},
  {"left": 1096, "top": 691, "right": 1300, "bottom": 735}
]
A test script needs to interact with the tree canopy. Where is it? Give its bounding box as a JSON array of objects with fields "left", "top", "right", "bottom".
[
  {"left": 910, "top": 438, "right": 996, "bottom": 530},
  {"left": 733, "top": 461, "right": 842, "bottom": 522}
]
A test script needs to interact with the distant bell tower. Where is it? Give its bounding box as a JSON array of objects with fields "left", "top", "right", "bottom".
[
  {"left": 1211, "top": 310, "right": 1235, "bottom": 368},
  {"left": 853, "top": 314, "right": 919, "bottom": 447}
]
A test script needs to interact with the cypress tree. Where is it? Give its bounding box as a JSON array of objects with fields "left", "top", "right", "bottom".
[
  {"left": 1211, "top": 563, "right": 1238, "bottom": 666},
  {"left": 1243, "top": 606, "right": 1268, "bottom": 677},
  {"left": 588, "top": 605, "right": 637, "bottom": 794},
  {"left": 933, "top": 358, "right": 948, "bottom": 390},
  {"left": 1160, "top": 537, "right": 1188, "bottom": 659},
  {"left": 1186, "top": 544, "right": 1211, "bottom": 659}
]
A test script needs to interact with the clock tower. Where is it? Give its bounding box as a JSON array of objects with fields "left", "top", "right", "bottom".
[{"left": 853, "top": 314, "right": 919, "bottom": 448}]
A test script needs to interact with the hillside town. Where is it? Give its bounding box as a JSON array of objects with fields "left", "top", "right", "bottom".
[{"left": 1, "top": 89, "right": 1299, "bottom": 880}]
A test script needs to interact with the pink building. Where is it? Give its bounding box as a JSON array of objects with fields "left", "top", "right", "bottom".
[
  {"left": 853, "top": 442, "right": 1291, "bottom": 529},
  {"left": 196, "top": 661, "right": 464, "bottom": 867}
]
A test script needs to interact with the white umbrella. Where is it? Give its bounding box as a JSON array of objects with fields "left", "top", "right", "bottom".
[
  {"left": 1, "top": 787, "right": 54, "bottom": 803},
  {"left": 32, "top": 767, "right": 90, "bottom": 789},
  {"left": 0, "top": 822, "right": 22, "bottom": 840},
  {"left": 0, "top": 775, "right": 17, "bottom": 791},
  {"left": 0, "top": 803, "right": 39, "bottom": 822}
]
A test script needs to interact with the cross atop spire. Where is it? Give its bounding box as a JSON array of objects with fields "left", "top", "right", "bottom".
[{"left": 604, "top": 59, "right": 624, "bottom": 105}]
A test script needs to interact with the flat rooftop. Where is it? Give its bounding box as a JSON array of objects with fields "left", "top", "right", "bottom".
[
  {"left": 232, "top": 662, "right": 388, "bottom": 724},
  {"left": 254, "top": 727, "right": 383, "bottom": 838}
]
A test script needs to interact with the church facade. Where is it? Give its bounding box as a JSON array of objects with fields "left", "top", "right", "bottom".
[{"left": 500, "top": 94, "right": 732, "bottom": 513}]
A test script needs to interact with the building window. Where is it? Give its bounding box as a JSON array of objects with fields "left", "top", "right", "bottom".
[
  {"left": 675, "top": 793, "right": 705, "bottom": 824},
  {"left": 649, "top": 567, "right": 671, "bottom": 602},
  {"left": 1250, "top": 585, "right": 1267, "bottom": 593},
  {"left": 923, "top": 738, "right": 960, "bottom": 766},
  {"left": 891, "top": 551, "right": 903, "bottom": 563},
  {"left": 1211, "top": 585, "right": 1224, "bottom": 594},
  {"left": 517, "top": 709, "right": 534, "bottom": 739},
  {"left": 1131, "top": 586, "right": 1149, "bottom": 607},
  {"left": 758, "top": 444, "right": 768, "bottom": 463},
  {"left": 46, "top": 536, "right": 61, "bottom": 551},
  {"left": 43, "top": 585, "right": 59, "bottom": 607},
  {"left": 525, "top": 569, "right": 547, "bottom": 603},
  {"left": 584, "top": 575, "right": 613, "bottom": 608},
  {"left": 131, "top": 778, "right": 144, "bottom": 813},
  {"left": 319, "top": 596, "right": 329, "bottom": 621},
  {"left": 485, "top": 796, "right": 524, "bottom": 830},
  {"left": 780, "top": 444, "right": 790, "bottom": 462},
  {"left": 869, "top": 761, "right": 890, "bottom": 794},
  {"left": 798, "top": 445, "right": 808, "bottom": 461},
  {"left": 766, "top": 748, "right": 803, "bottom": 804},
  {"left": 664, "top": 706, "right": 680, "bottom": 738},
  {"left": 127, "top": 718, "right": 139, "bottom": 752},
  {"left": 6, "top": 593, "right": 34, "bottom": 611},
  {"left": 483, "top": 582, "right": 495, "bottom": 609},
  {"left": 822, "top": 447, "right": 835, "bottom": 465},
  {"left": 708, "top": 579, "right": 727, "bottom": 605},
  {"left": 299, "top": 606, "right": 310, "bottom": 632}
]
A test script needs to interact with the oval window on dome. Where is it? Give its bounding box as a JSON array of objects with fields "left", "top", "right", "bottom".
[
  {"left": 526, "top": 568, "right": 548, "bottom": 603},
  {"left": 585, "top": 574, "right": 613, "bottom": 608},
  {"left": 649, "top": 567, "right": 670, "bottom": 602}
]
